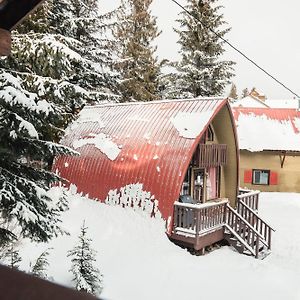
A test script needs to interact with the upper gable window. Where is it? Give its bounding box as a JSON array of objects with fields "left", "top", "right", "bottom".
[{"left": 207, "top": 125, "right": 214, "bottom": 141}]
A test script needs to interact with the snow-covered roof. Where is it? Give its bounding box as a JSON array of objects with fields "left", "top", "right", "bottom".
[
  {"left": 265, "top": 99, "right": 299, "bottom": 109},
  {"left": 55, "top": 98, "right": 236, "bottom": 221},
  {"left": 231, "top": 95, "right": 269, "bottom": 108},
  {"left": 232, "top": 107, "right": 300, "bottom": 152}
]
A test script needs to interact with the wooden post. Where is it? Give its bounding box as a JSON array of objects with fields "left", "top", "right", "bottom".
[{"left": 0, "top": 28, "right": 11, "bottom": 56}]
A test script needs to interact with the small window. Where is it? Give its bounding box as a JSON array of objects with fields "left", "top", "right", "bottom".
[
  {"left": 252, "top": 169, "right": 270, "bottom": 185},
  {"left": 207, "top": 125, "right": 214, "bottom": 141}
]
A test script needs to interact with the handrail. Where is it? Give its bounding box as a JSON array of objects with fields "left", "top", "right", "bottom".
[
  {"left": 174, "top": 199, "right": 228, "bottom": 209},
  {"left": 237, "top": 200, "right": 275, "bottom": 232},
  {"left": 237, "top": 200, "right": 274, "bottom": 250},
  {"left": 225, "top": 204, "right": 264, "bottom": 258},
  {"left": 238, "top": 188, "right": 252, "bottom": 195},
  {"left": 237, "top": 190, "right": 260, "bottom": 211},
  {"left": 226, "top": 205, "right": 264, "bottom": 239}
]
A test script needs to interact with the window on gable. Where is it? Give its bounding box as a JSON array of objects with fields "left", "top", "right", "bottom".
[
  {"left": 206, "top": 125, "right": 214, "bottom": 141},
  {"left": 252, "top": 169, "right": 270, "bottom": 185}
]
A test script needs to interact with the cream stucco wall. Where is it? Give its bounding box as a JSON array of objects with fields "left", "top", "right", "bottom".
[
  {"left": 212, "top": 104, "right": 239, "bottom": 207},
  {"left": 240, "top": 150, "right": 300, "bottom": 192}
]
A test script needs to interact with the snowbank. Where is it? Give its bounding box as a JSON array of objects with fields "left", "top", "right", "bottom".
[{"left": 18, "top": 191, "right": 300, "bottom": 300}]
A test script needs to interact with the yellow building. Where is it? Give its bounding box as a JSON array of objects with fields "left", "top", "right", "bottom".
[{"left": 233, "top": 107, "right": 300, "bottom": 192}]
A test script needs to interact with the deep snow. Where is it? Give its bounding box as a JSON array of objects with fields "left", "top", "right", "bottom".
[{"left": 18, "top": 190, "right": 300, "bottom": 300}]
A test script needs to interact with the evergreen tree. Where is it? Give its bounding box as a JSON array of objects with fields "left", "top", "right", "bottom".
[
  {"left": 229, "top": 82, "right": 238, "bottom": 99},
  {"left": 114, "top": 0, "right": 161, "bottom": 102},
  {"left": 30, "top": 248, "right": 52, "bottom": 280},
  {"left": 0, "top": 70, "right": 74, "bottom": 243},
  {"left": 171, "top": 0, "right": 234, "bottom": 98},
  {"left": 48, "top": 0, "right": 120, "bottom": 103},
  {"left": 68, "top": 222, "right": 103, "bottom": 296},
  {"left": 0, "top": 0, "right": 120, "bottom": 244}
]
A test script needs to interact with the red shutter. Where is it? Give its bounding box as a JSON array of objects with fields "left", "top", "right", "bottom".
[
  {"left": 269, "top": 171, "right": 278, "bottom": 185},
  {"left": 244, "top": 170, "right": 252, "bottom": 183}
]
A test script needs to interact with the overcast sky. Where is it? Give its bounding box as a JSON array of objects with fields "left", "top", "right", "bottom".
[{"left": 101, "top": 0, "right": 300, "bottom": 99}]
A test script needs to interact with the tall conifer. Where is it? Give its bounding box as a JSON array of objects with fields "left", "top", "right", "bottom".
[
  {"left": 114, "top": 0, "right": 161, "bottom": 102},
  {"left": 172, "top": 0, "right": 234, "bottom": 98},
  {"left": 0, "top": 1, "right": 119, "bottom": 244}
]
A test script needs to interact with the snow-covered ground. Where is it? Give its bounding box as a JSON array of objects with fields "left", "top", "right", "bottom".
[{"left": 19, "top": 190, "right": 300, "bottom": 300}]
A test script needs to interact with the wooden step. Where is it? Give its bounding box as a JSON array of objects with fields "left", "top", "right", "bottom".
[{"left": 225, "top": 230, "right": 266, "bottom": 257}]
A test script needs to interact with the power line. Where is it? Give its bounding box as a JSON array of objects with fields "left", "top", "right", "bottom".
[{"left": 170, "top": 0, "right": 300, "bottom": 98}]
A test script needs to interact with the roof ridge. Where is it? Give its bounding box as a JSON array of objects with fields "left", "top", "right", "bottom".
[{"left": 84, "top": 97, "right": 226, "bottom": 109}]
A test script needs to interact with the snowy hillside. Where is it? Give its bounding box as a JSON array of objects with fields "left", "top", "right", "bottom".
[{"left": 18, "top": 190, "right": 300, "bottom": 300}]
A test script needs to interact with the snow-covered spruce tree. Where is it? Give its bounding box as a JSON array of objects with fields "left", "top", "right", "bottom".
[
  {"left": 68, "top": 222, "right": 103, "bottom": 296},
  {"left": 171, "top": 0, "right": 234, "bottom": 98},
  {"left": 47, "top": 0, "right": 120, "bottom": 103},
  {"left": 30, "top": 248, "right": 52, "bottom": 280},
  {"left": 0, "top": 0, "right": 120, "bottom": 245},
  {"left": 113, "top": 0, "right": 161, "bottom": 102},
  {"left": 0, "top": 70, "right": 75, "bottom": 244}
]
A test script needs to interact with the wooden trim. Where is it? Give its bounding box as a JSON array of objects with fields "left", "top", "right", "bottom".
[
  {"left": 279, "top": 151, "right": 286, "bottom": 168},
  {"left": 0, "top": 28, "right": 11, "bottom": 56}
]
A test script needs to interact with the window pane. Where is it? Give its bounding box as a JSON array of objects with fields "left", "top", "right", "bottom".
[
  {"left": 260, "top": 171, "right": 269, "bottom": 184},
  {"left": 253, "top": 171, "right": 260, "bottom": 184}
]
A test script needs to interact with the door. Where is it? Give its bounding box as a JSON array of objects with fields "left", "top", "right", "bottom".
[{"left": 192, "top": 168, "right": 204, "bottom": 203}]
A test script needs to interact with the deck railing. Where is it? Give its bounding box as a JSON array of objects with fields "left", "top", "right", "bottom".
[
  {"left": 237, "top": 189, "right": 260, "bottom": 211},
  {"left": 236, "top": 198, "right": 274, "bottom": 250},
  {"left": 198, "top": 144, "right": 227, "bottom": 168},
  {"left": 173, "top": 200, "right": 228, "bottom": 236}
]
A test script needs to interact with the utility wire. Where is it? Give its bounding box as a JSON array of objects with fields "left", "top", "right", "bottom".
[{"left": 170, "top": 0, "right": 300, "bottom": 98}]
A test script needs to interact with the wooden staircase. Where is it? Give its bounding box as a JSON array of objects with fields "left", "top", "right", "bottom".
[
  {"left": 171, "top": 190, "right": 274, "bottom": 259},
  {"left": 224, "top": 191, "right": 274, "bottom": 259}
]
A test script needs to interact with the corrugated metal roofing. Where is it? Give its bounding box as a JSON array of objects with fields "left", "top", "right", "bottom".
[
  {"left": 232, "top": 107, "right": 300, "bottom": 152},
  {"left": 54, "top": 98, "right": 229, "bottom": 221}
]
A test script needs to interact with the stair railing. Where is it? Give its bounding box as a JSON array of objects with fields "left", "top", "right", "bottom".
[
  {"left": 237, "top": 190, "right": 260, "bottom": 211},
  {"left": 236, "top": 200, "right": 275, "bottom": 250},
  {"left": 225, "top": 204, "right": 266, "bottom": 258}
]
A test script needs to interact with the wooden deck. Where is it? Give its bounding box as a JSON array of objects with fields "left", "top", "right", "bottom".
[
  {"left": 171, "top": 199, "right": 228, "bottom": 250},
  {"left": 170, "top": 190, "right": 274, "bottom": 258}
]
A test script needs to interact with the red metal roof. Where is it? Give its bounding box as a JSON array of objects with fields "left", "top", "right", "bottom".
[
  {"left": 232, "top": 107, "right": 300, "bottom": 151},
  {"left": 54, "top": 98, "right": 230, "bottom": 221}
]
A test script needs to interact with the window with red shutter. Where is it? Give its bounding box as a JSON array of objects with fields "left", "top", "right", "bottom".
[
  {"left": 244, "top": 170, "right": 252, "bottom": 183},
  {"left": 269, "top": 171, "right": 278, "bottom": 185},
  {"left": 252, "top": 169, "right": 270, "bottom": 185}
]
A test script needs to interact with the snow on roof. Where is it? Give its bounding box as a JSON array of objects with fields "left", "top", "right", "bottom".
[
  {"left": 265, "top": 99, "right": 299, "bottom": 109},
  {"left": 170, "top": 110, "right": 215, "bottom": 139},
  {"left": 233, "top": 107, "right": 300, "bottom": 152},
  {"left": 231, "top": 96, "right": 269, "bottom": 108}
]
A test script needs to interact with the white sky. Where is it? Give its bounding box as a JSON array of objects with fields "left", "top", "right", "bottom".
[{"left": 100, "top": 0, "right": 300, "bottom": 99}]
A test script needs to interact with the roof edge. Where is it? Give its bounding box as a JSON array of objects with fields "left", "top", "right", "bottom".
[{"left": 85, "top": 97, "right": 226, "bottom": 109}]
